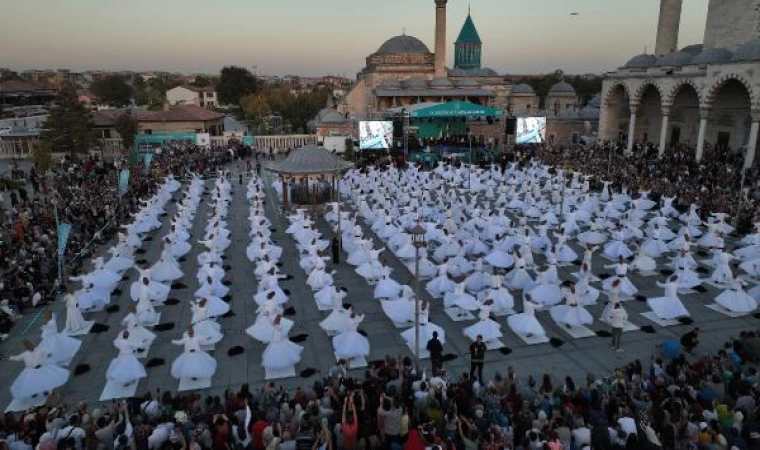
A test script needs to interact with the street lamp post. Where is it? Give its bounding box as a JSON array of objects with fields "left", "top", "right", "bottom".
[
  {"left": 468, "top": 131, "right": 473, "bottom": 191},
  {"left": 410, "top": 221, "right": 427, "bottom": 372}
]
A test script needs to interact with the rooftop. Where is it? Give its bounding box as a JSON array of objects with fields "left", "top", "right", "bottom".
[
  {"left": 141, "top": 104, "right": 224, "bottom": 122},
  {"left": 376, "top": 35, "right": 431, "bottom": 54},
  {"left": 0, "top": 80, "right": 59, "bottom": 95},
  {"left": 455, "top": 13, "right": 482, "bottom": 45}
]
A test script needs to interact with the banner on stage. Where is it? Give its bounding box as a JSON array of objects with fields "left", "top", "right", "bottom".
[
  {"left": 196, "top": 133, "right": 211, "bottom": 146},
  {"left": 57, "top": 222, "right": 72, "bottom": 257},
  {"left": 119, "top": 169, "right": 130, "bottom": 196}
]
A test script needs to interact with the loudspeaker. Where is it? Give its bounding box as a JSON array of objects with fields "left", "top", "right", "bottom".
[
  {"left": 505, "top": 117, "right": 517, "bottom": 135},
  {"left": 393, "top": 119, "right": 403, "bottom": 138}
]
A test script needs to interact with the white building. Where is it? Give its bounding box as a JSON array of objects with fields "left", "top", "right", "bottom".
[
  {"left": 599, "top": 0, "right": 760, "bottom": 169},
  {"left": 166, "top": 86, "right": 219, "bottom": 109}
]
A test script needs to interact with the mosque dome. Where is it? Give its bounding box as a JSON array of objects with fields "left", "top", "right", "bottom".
[
  {"left": 454, "top": 78, "right": 480, "bottom": 87},
  {"left": 655, "top": 50, "right": 694, "bottom": 66},
  {"left": 511, "top": 83, "right": 535, "bottom": 94},
  {"left": 680, "top": 44, "right": 704, "bottom": 56},
  {"left": 732, "top": 38, "right": 760, "bottom": 62},
  {"left": 429, "top": 77, "right": 454, "bottom": 88},
  {"left": 377, "top": 35, "right": 431, "bottom": 54},
  {"left": 692, "top": 47, "right": 733, "bottom": 65},
  {"left": 317, "top": 108, "right": 346, "bottom": 123},
  {"left": 624, "top": 54, "right": 657, "bottom": 69},
  {"left": 548, "top": 81, "right": 576, "bottom": 94},
  {"left": 402, "top": 78, "right": 428, "bottom": 89}
]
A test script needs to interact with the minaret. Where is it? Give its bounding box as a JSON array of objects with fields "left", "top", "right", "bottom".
[
  {"left": 654, "top": 0, "right": 683, "bottom": 56},
  {"left": 454, "top": 9, "right": 482, "bottom": 70},
  {"left": 434, "top": 0, "right": 448, "bottom": 77}
]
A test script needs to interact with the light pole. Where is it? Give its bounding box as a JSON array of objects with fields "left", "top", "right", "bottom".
[
  {"left": 410, "top": 220, "right": 427, "bottom": 372},
  {"left": 559, "top": 169, "right": 567, "bottom": 218},
  {"left": 468, "top": 130, "right": 473, "bottom": 191},
  {"left": 733, "top": 150, "right": 748, "bottom": 228}
]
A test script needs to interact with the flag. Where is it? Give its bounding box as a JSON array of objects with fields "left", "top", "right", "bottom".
[
  {"left": 57, "top": 222, "right": 72, "bottom": 257},
  {"left": 143, "top": 152, "right": 153, "bottom": 168},
  {"left": 119, "top": 169, "right": 130, "bottom": 196}
]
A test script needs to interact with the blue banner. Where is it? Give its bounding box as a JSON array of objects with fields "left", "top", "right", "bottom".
[
  {"left": 119, "top": 169, "right": 130, "bottom": 196},
  {"left": 57, "top": 222, "right": 72, "bottom": 257},
  {"left": 143, "top": 152, "right": 153, "bottom": 168}
]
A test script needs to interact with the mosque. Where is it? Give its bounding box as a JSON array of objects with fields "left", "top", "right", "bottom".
[
  {"left": 319, "top": 0, "right": 599, "bottom": 148},
  {"left": 599, "top": 0, "right": 760, "bottom": 169},
  {"left": 342, "top": 0, "right": 513, "bottom": 115}
]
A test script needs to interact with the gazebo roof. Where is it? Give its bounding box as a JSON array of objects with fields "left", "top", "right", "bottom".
[{"left": 267, "top": 144, "right": 354, "bottom": 175}]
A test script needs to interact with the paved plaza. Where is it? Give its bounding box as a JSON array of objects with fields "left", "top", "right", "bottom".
[{"left": 0, "top": 163, "right": 758, "bottom": 410}]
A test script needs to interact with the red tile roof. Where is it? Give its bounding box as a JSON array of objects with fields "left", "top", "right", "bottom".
[
  {"left": 91, "top": 107, "right": 151, "bottom": 127},
  {"left": 183, "top": 85, "right": 216, "bottom": 93},
  {"left": 0, "top": 80, "right": 59, "bottom": 94},
  {"left": 141, "top": 104, "right": 224, "bottom": 122}
]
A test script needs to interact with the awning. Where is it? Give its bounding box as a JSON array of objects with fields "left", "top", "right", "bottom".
[{"left": 408, "top": 100, "right": 503, "bottom": 118}]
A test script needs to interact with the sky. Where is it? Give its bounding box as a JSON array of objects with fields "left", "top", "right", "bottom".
[{"left": 0, "top": 0, "right": 710, "bottom": 77}]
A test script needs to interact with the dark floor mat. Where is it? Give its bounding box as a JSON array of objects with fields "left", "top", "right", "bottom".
[
  {"left": 146, "top": 358, "right": 165, "bottom": 367},
  {"left": 290, "top": 333, "right": 308, "bottom": 343},
  {"left": 90, "top": 323, "right": 110, "bottom": 333},
  {"left": 300, "top": 368, "right": 318, "bottom": 378},
  {"left": 74, "top": 364, "right": 90, "bottom": 376},
  {"left": 227, "top": 346, "right": 244, "bottom": 356},
  {"left": 549, "top": 337, "right": 565, "bottom": 348},
  {"left": 154, "top": 322, "right": 175, "bottom": 332}
]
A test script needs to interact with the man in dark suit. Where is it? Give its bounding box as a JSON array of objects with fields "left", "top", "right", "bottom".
[
  {"left": 469, "top": 335, "right": 487, "bottom": 383},
  {"left": 426, "top": 331, "right": 443, "bottom": 374}
]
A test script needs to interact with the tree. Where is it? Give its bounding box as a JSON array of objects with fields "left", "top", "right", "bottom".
[
  {"left": 41, "top": 84, "right": 94, "bottom": 156},
  {"left": 115, "top": 110, "right": 139, "bottom": 150},
  {"left": 217, "top": 66, "right": 258, "bottom": 106},
  {"left": 134, "top": 89, "right": 164, "bottom": 110},
  {"left": 240, "top": 93, "right": 272, "bottom": 119},
  {"left": 343, "top": 138, "right": 355, "bottom": 161},
  {"left": 192, "top": 76, "right": 211, "bottom": 87},
  {"left": 31, "top": 139, "right": 53, "bottom": 171},
  {"left": 91, "top": 75, "right": 134, "bottom": 106}
]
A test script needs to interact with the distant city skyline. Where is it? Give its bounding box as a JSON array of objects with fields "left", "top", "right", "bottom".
[{"left": 0, "top": 0, "right": 709, "bottom": 77}]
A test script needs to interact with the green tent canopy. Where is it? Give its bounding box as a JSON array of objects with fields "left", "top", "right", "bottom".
[{"left": 409, "top": 101, "right": 502, "bottom": 119}]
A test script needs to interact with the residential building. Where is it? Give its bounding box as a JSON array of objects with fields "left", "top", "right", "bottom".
[{"left": 166, "top": 86, "right": 219, "bottom": 108}]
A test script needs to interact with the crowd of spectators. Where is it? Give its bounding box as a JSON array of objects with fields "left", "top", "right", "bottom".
[
  {"left": 3, "top": 330, "right": 760, "bottom": 450},
  {"left": 520, "top": 140, "right": 760, "bottom": 229},
  {"left": 0, "top": 145, "right": 234, "bottom": 338}
]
